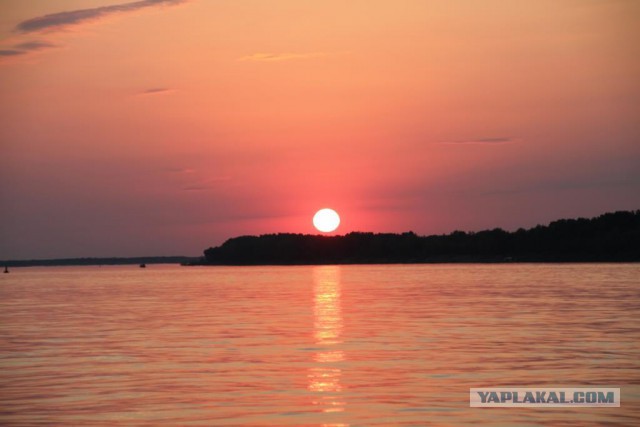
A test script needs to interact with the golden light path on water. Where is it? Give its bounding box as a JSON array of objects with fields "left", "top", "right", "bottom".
[{"left": 309, "top": 267, "right": 345, "bottom": 414}]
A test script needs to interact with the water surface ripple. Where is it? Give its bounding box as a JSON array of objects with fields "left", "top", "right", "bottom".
[{"left": 1, "top": 264, "right": 639, "bottom": 425}]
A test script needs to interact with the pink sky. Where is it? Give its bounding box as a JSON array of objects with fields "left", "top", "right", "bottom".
[{"left": 1, "top": 0, "right": 639, "bottom": 259}]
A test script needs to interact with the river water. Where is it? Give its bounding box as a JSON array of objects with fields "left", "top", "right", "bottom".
[{"left": 1, "top": 264, "right": 639, "bottom": 425}]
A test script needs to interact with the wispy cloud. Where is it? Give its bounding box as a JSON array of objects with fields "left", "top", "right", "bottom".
[
  {"left": 239, "top": 52, "right": 332, "bottom": 62},
  {"left": 139, "top": 87, "right": 175, "bottom": 96},
  {"left": 0, "top": 50, "right": 25, "bottom": 57},
  {"left": 0, "top": 40, "right": 56, "bottom": 57},
  {"left": 482, "top": 177, "right": 637, "bottom": 197},
  {"left": 165, "top": 167, "right": 196, "bottom": 174},
  {"left": 15, "top": 0, "right": 187, "bottom": 34},
  {"left": 182, "top": 176, "right": 232, "bottom": 191},
  {"left": 1, "top": 0, "right": 187, "bottom": 63},
  {"left": 163, "top": 167, "right": 231, "bottom": 191},
  {"left": 14, "top": 41, "right": 56, "bottom": 50},
  {"left": 439, "top": 137, "right": 517, "bottom": 145}
]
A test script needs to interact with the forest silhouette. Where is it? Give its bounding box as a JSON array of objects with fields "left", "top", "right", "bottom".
[{"left": 200, "top": 210, "right": 640, "bottom": 265}]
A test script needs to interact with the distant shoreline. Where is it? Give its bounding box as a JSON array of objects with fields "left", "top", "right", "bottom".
[{"left": 1, "top": 256, "right": 197, "bottom": 268}]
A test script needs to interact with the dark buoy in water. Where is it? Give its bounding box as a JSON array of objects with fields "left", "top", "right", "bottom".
[{"left": 4, "top": 266, "right": 8, "bottom": 273}]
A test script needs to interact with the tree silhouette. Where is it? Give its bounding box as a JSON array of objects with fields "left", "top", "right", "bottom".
[{"left": 200, "top": 210, "right": 640, "bottom": 265}]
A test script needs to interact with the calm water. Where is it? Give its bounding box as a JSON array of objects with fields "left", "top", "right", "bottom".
[{"left": 1, "top": 264, "right": 639, "bottom": 426}]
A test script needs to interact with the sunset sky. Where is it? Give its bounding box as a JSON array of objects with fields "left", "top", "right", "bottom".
[{"left": 1, "top": 0, "right": 639, "bottom": 259}]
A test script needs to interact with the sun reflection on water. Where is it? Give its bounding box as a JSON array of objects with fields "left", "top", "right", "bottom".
[{"left": 308, "top": 266, "right": 346, "bottom": 416}]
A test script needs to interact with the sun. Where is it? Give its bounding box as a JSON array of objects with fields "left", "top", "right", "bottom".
[{"left": 313, "top": 208, "right": 340, "bottom": 233}]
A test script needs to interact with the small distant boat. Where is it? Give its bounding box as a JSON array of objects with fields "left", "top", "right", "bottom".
[
  {"left": 3, "top": 266, "right": 8, "bottom": 273},
  {"left": 139, "top": 263, "right": 146, "bottom": 268}
]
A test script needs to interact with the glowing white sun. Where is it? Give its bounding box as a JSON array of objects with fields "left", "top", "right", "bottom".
[{"left": 313, "top": 208, "right": 340, "bottom": 233}]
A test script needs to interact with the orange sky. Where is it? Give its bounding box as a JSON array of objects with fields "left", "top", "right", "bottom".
[{"left": 1, "top": 0, "right": 639, "bottom": 258}]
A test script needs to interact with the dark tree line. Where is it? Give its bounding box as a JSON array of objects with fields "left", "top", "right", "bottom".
[{"left": 200, "top": 210, "right": 640, "bottom": 265}]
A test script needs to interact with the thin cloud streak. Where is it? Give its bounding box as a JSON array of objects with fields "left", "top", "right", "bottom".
[
  {"left": 182, "top": 176, "right": 233, "bottom": 192},
  {"left": 162, "top": 167, "right": 232, "bottom": 191},
  {"left": 139, "top": 87, "right": 174, "bottom": 96},
  {"left": 165, "top": 167, "right": 196, "bottom": 174},
  {"left": 15, "top": 0, "right": 187, "bottom": 33},
  {"left": 439, "top": 137, "right": 517, "bottom": 145},
  {"left": 0, "top": 40, "right": 56, "bottom": 57},
  {"left": 239, "top": 52, "right": 332, "bottom": 62},
  {"left": 15, "top": 41, "right": 56, "bottom": 50},
  {"left": 0, "top": 50, "right": 24, "bottom": 57}
]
